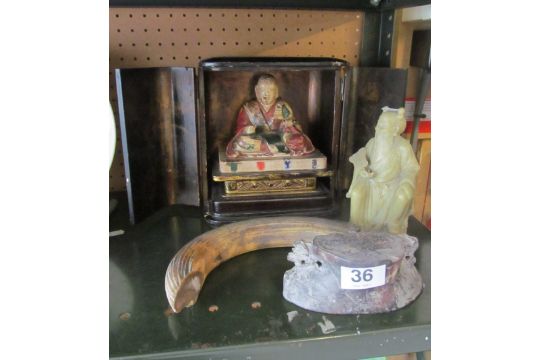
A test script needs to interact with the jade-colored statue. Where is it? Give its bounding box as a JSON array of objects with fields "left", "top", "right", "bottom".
[
  {"left": 346, "top": 107, "right": 419, "bottom": 234},
  {"left": 225, "top": 74, "right": 315, "bottom": 159}
]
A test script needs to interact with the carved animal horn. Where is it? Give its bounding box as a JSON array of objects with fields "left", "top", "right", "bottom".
[{"left": 165, "top": 217, "right": 357, "bottom": 313}]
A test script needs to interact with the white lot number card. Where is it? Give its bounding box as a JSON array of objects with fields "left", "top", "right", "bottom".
[{"left": 340, "top": 264, "right": 386, "bottom": 290}]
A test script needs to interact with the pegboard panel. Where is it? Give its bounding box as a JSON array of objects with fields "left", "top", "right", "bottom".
[
  {"left": 109, "top": 7, "right": 365, "bottom": 192},
  {"left": 109, "top": 8, "right": 363, "bottom": 67}
]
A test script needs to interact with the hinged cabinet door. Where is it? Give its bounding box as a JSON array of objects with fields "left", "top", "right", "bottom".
[
  {"left": 116, "top": 67, "right": 200, "bottom": 224},
  {"left": 339, "top": 67, "right": 408, "bottom": 193}
]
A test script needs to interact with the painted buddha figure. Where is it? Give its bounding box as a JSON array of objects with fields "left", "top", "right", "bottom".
[{"left": 225, "top": 74, "right": 315, "bottom": 159}]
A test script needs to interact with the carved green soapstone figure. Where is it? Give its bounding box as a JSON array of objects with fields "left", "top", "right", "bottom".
[{"left": 346, "top": 107, "right": 420, "bottom": 234}]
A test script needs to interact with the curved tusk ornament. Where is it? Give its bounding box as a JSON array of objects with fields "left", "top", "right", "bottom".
[{"left": 164, "top": 217, "right": 358, "bottom": 313}]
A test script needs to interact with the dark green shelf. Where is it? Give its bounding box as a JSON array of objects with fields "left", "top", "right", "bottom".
[
  {"left": 109, "top": 192, "right": 430, "bottom": 359},
  {"left": 109, "top": 0, "right": 430, "bottom": 11}
]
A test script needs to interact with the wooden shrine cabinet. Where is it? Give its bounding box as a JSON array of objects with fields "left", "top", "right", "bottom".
[
  {"left": 116, "top": 61, "right": 408, "bottom": 225},
  {"left": 197, "top": 58, "right": 349, "bottom": 225}
]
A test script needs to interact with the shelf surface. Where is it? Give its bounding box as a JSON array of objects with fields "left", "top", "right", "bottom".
[
  {"left": 109, "top": 0, "right": 430, "bottom": 11},
  {"left": 109, "top": 192, "right": 430, "bottom": 359},
  {"left": 110, "top": 0, "right": 376, "bottom": 9}
]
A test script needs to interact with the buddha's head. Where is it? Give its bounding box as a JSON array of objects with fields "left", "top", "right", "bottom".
[{"left": 255, "top": 75, "right": 279, "bottom": 107}]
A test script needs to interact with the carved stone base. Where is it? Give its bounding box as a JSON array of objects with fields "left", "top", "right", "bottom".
[{"left": 282, "top": 232, "right": 423, "bottom": 314}]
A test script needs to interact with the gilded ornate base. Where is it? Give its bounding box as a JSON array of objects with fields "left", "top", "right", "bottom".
[
  {"left": 225, "top": 177, "right": 316, "bottom": 195},
  {"left": 210, "top": 162, "right": 334, "bottom": 222}
]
